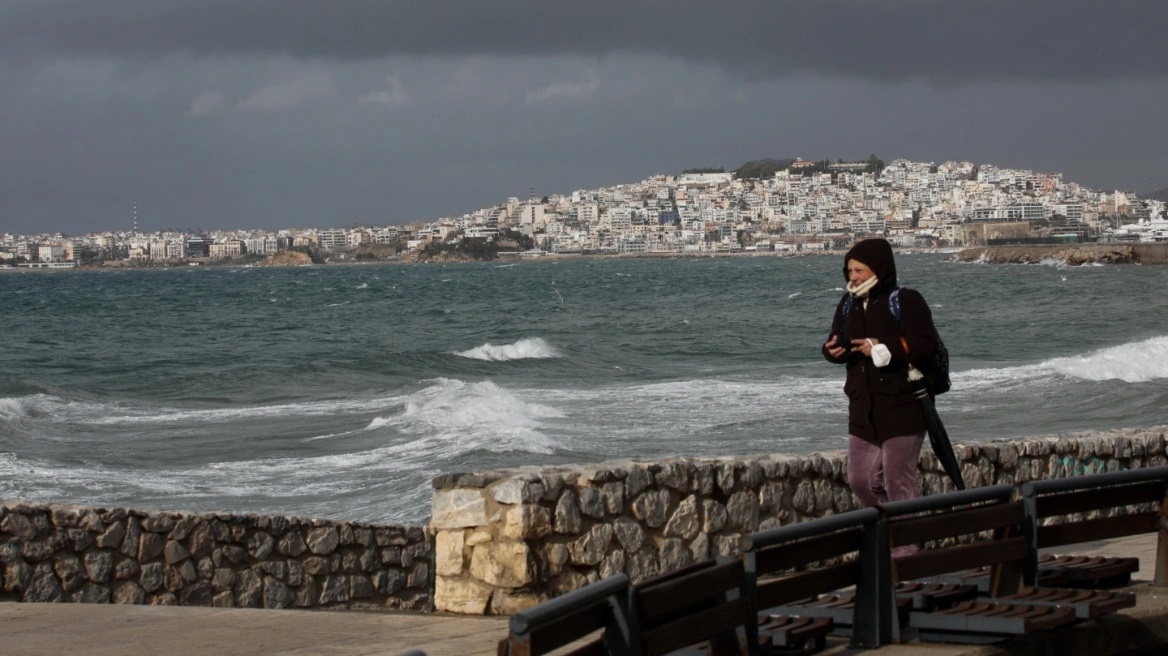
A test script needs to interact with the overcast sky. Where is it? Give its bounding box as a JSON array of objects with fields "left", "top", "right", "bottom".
[{"left": 2, "top": 0, "right": 1166, "bottom": 235}]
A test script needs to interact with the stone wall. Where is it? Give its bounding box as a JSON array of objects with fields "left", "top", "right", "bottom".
[
  {"left": 5, "top": 426, "right": 1166, "bottom": 615},
  {"left": 430, "top": 426, "right": 1168, "bottom": 614},
  {"left": 0, "top": 503, "right": 432, "bottom": 610}
]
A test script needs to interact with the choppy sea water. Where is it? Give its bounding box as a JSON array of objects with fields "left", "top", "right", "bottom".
[{"left": 1, "top": 254, "right": 1166, "bottom": 524}]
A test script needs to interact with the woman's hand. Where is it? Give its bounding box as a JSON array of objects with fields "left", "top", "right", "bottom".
[
  {"left": 852, "top": 337, "right": 879, "bottom": 357},
  {"left": 826, "top": 335, "right": 849, "bottom": 359}
]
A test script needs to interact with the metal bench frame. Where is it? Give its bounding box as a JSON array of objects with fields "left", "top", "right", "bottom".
[{"left": 1021, "top": 465, "right": 1168, "bottom": 588}]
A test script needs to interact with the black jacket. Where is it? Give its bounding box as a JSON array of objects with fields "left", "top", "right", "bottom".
[{"left": 821, "top": 239, "right": 938, "bottom": 444}]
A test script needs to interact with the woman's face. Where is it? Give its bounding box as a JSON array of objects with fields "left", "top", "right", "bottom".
[{"left": 847, "top": 259, "right": 875, "bottom": 286}]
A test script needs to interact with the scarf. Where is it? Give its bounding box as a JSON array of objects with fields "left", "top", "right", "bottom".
[{"left": 846, "top": 275, "right": 878, "bottom": 299}]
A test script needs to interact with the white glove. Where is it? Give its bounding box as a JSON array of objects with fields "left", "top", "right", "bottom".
[{"left": 871, "top": 342, "right": 892, "bottom": 368}]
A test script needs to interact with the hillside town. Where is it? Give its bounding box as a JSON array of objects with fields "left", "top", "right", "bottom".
[{"left": 4, "top": 158, "right": 1166, "bottom": 268}]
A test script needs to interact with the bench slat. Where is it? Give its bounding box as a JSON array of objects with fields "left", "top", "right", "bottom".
[
  {"left": 889, "top": 502, "right": 1023, "bottom": 546},
  {"left": 1037, "top": 510, "right": 1159, "bottom": 547},
  {"left": 756, "top": 563, "right": 856, "bottom": 610},
  {"left": 635, "top": 560, "right": 744, "bottom": 624},
  {"left": 526, "top": 603, "right": 609, "bottom": 654},
  {"left": 894, "top": 536, "right": 1028, "bottom": 582},
  {"left": 640, "top": 596, "right": 752, "bottom": 656},
  {"left": 754, "top": 528, "right": 863, "bottom": 573},
  {"left": 995, "top": 586, "right": 1136, "bottom": 619},
  {"left": 1034, "top": 481, "right": 1166, "bottom": 516}
]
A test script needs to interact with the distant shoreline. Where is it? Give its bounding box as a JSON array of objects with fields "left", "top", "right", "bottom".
[{"left": 10, "top": 242, "right": 1168, "bottom": 271}]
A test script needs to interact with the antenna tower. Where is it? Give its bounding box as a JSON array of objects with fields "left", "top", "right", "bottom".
[{"left": 133, "top": 202, "right": 139, "bottom": 234}]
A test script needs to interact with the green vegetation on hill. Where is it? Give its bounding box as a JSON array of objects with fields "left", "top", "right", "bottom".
[
  {"left": 734, "top": 158, "right": 794, "bottom": 179},
  {"left": 733, "top": 155, "right": 885, "bottom": 179},
  {"left": 418, "top": 228, "right": 534, "bottom": 262}
]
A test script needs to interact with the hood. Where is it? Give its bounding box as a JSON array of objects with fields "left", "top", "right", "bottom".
[{"left": 843, "top": 238, "right": 898, "bottom": 288}]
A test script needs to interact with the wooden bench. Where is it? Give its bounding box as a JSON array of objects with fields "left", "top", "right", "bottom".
[
  {"left": 740, "top": 508, "right": 881, "bottom": 651},
  {"left": 630, "top": 557, "right": 759, "bottom": 656},
  {"left": 875, "top": 485, "right": 1104, "bottom": 644},
  {"left": 499, "top": 573, "right": 633, "bottom": 656},
  {"left": 1022, "top": 465, "right": 1168, "bottom": 589}
]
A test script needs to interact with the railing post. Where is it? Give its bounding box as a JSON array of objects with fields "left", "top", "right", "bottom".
[
  {"left": 1156, "top": 492, "right": 1168, "bottom": 587},
  {"left": 1021, "top": 484, "right": 1039, "bottom": 587}
]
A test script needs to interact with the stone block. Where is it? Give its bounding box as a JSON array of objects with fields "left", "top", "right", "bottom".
[
  {"left": 25, "top": 563, "right": 64, "bottom": 602},
  {"left": 84, "top": 552, "right": 113, "bottom": 583},
  {"left": 491, "top": 589, "right": 547, "bottom": 615},
  {"left": 431, "top": 489, "right": 490, "bottom": 530},
  {"left": 613, "top": 517, "right": 645, "bottom": 553},
  {"left": 655, "top": 462, "right": 688, "bottom": 490},
  {"left": 554, "top": 491, "right": 582, "bottom": 534},
  {"left": 278, "top": 531, "right": 307, "bottom": 557},
  {"left": 469, "top": 541, "right": 532, "bottom": 587},
  {"left": 544, "top": 542, "right": 569, "bottom": 576},
  {"left": 119, "top": 518, "right": 142, "bottom": 559},
  {"left": 140, "top": 563, "right": 165, "bottom": 593},
  {"left": 139, "top": 532, "right": 163, "bottom": 562},
  {"left": 1, "top": 513, "right": 37, "bottom": 540},
  {"left": 306, "top": 527, "right": 340, "bottom": 555},
  {"left": 701, "top": 500, "right": 728, "bottom": 534},
  {"left": 579, "top": 487, "right": 605, "bottom": 518},
  {"left": 112, "top": 581, "right": 146, "bottom": 605},
  {"left": 407, "top": 561, "right": 429, "bottom": 589},
  {"left": 664, "top": 495, "right": 700, "bottom": 540},
  {"left": 95, "top": 521, "right": 126, "bottom": 549},
  {"left": 180, "top": 582, "right": 213, "bottom": 606},
  {"left": 630, "top": 489, "right": 670, "bottom": 528},
  {"left": 489, "top": 477, "right": 541, "bottom": 505},
  {"left": 247, "top": 531, "right": 276, "bottom": 560},
  {"left": 235, "top": 569, "right": 263, "bottom": 607},
  {"left": 502, "top": 505, "right": 552, "bottom": 540},
  {"left": 140, "top": 514, "right": 176, "bottom": 533},
  {"left": 659, "top": 538, "right": 692, "bottom": 573},
  {"left": 625, "top": 466, "right": 652, "bottom": 498},
  {"left": 435, "top": 575, "right": 493, "bottom": 614},
  {"left": 187, "top": 522, "right": 215, "bottom": 558},
  {"left": 569, "top": 524, "right": 613, "bottom": 567},
  {"left": 164, "top": 540, "right": 190, "bottom": 565},
  {"left": 265, "top": 577, "right": 296, "bottom": 608},
  {"left": 435, "top": 531, "right": 465, "bottom": 577}
]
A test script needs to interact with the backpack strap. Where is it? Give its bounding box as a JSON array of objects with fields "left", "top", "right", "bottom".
[{"left": 843, "top": 285, "right": 903, "bottom": 325}]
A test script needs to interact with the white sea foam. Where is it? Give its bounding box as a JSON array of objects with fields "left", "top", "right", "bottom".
[
  {"left": 953, "top": 336, "right": 1168, "bottom": 389},
  {"left": 787, "top": 292, "right": 801, "bottom": 299},
  {"left": 0, "top": 398, "right": 28, "bottom": 419},
  {"left": 379, "top": 378, "right": 563, "bottom": 454},
  {"left": 1046, "top": 337, "right": 1168, "bottom": 383},
  {"left": 366, "top": 416, "right": 392, "bottom": 430},
  {"left": 82, "top": 395, "right": 405, "bottom": 426},
  {"left": 454, "top": 337, "right": 562, "bottom": 361}
]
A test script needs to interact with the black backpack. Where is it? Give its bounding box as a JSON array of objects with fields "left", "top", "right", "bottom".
[{"left": 842, "top": 287, "right": 951, "bottom": 395}]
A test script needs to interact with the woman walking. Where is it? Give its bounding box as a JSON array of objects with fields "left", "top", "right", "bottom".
[{"left": 822, "top": 238, "right": 941, "bottom": 519}]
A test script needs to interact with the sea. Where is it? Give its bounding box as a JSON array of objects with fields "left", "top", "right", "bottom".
[{"left": 2, "top": 254, "right": 1167, "bottom": 525}]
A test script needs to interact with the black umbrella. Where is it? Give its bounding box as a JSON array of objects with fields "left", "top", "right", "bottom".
[{"left": 913, "top": 384, "right": 966, "bottom": 490}]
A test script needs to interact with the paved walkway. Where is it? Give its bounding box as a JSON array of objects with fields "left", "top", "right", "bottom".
[{"left": 1, "top": 534, "right": 1165, "bottom": 656}]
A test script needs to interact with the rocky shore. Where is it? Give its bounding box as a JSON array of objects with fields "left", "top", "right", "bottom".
[{"left": 956, "top": 242, "right": 1168, "bottom": 265}]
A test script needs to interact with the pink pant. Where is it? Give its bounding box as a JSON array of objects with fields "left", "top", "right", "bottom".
[{"left": 848, "top": 431, "right": 925, "bottom": 557}]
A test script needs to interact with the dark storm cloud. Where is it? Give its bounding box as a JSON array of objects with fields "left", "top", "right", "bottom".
[{"left": 2, "top": 0, "right": 1165, "bottom": 82}]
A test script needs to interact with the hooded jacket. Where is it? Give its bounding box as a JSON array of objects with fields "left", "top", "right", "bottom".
[{"left": 821, "top": 238, "right": 939, "bottom": 443}]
